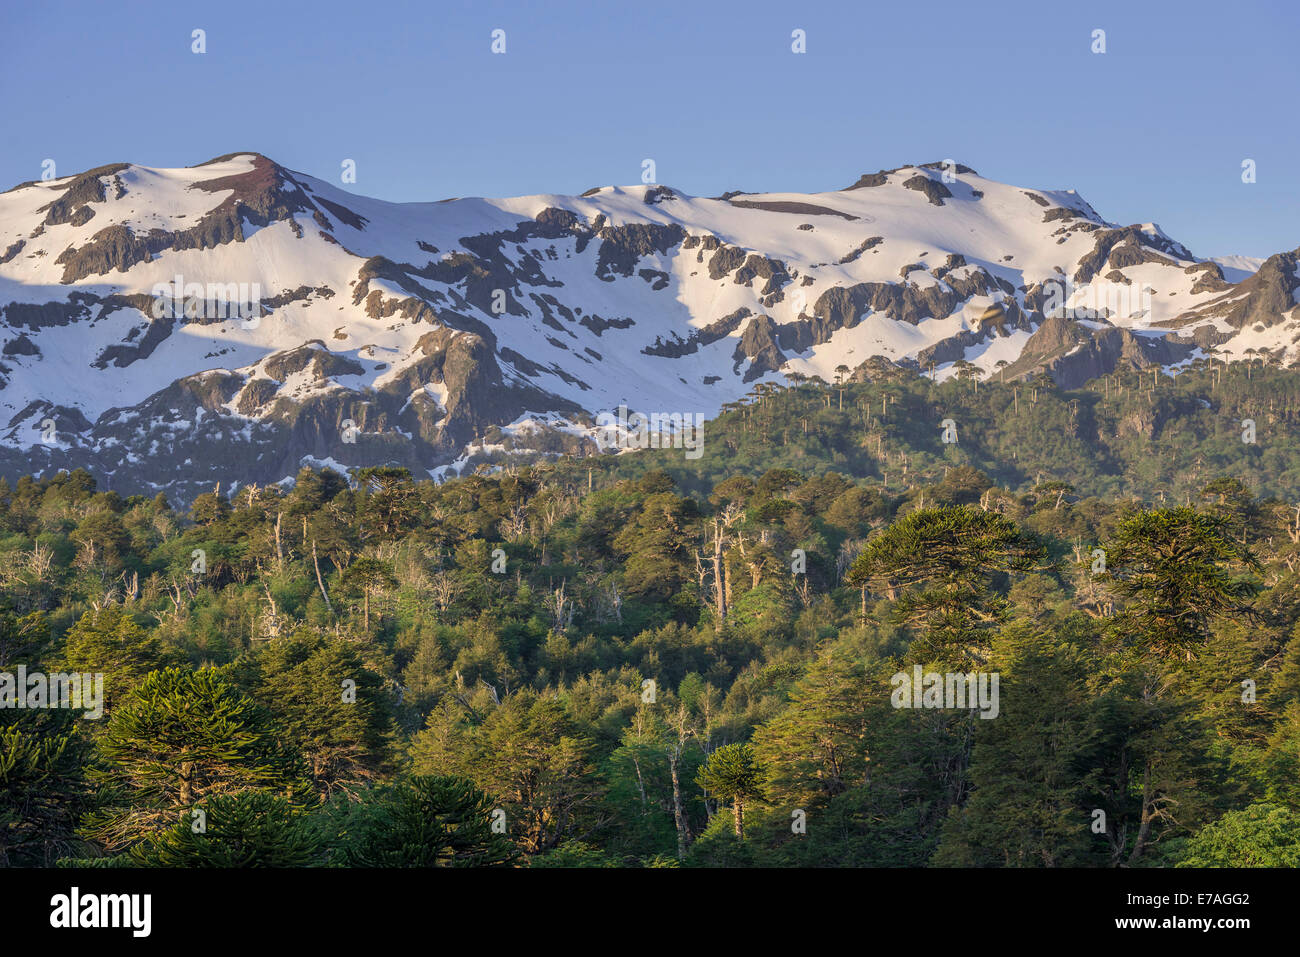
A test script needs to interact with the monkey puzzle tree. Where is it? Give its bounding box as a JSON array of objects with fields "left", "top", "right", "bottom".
[
  {"left": 353, "top": 466, "right": 419, "bottom": 540},
  {"left": 128, "top": 791, "right": 321, "bottom": 868},
  {"left": 845, "top": 505, "right": 1046, "bottom": 665},
  {"left": 82, "top": 667, "right": 313, "bottom": 852},
  {"left": 696, "top": 742, "right": 762, "bottom": 839},
  {"left": 1102, "top": 507, "right": 1260, "bottom": 662}
]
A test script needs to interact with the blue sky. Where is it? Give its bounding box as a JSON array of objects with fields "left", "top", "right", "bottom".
[{"left": 1, "top": 0, "right": 1295, "bottom": 258}]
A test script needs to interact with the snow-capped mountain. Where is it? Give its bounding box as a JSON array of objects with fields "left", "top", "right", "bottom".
[{"left": 1, "top": 153, "right": 1296, "bottom": 498}]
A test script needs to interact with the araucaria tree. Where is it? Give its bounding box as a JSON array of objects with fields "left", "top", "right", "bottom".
[
  {"left": 846, "top": 505, "right": 1045, "bottom": 665},
  {"left": 696, "top": 743, "right": 762, "bottom": 839},
  {"left": 82, "top": 667, "right": 313, "bottom": 851}
]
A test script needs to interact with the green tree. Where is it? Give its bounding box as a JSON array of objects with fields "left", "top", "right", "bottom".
[
  {"left": 933, "top": 626, "right": 1103, "bottom": 867},
  {"left": 82, "top": 667, "right": 313, "bottom": 851},
  {"left": 331, "top": 776, "right": 517, "bottom": 867},
  {"left": 1103, "top": 508, "right": 1260, "bottom": 661},
  {"left": 751, "top": 651, "right": 870, "bottom": 812},
  {"left": 354, "top": 466, "right": 419, "bottom": 539},
  {"left": 614, "top": 492, "right": 698, "bottom": 602},
  {"left": 338, "top": 558, "right": 398, "bottom": 631},
  {"left": 244, "top": 628, "right": 395, "bottom": 795},
  {"left": 411, "top": 690, "right": 602, "bottom": 854},
  {"left": 59, "top": 606, "right": 173, "bottom": 712},
  {"left": 1175, "top": 803, "right": 1300, "bottom": 867},
  {"left": 846, "top": 505, "right": 1045, "bottom": 664},
  {"left": 129, "top": 791, "right": 320, "bottom": 867},
  {"left": 530, "top": 839, "right": 619, "bottom": 867},
  {"left": 696, "top": 742, "right": 762, "bottom": 839}
]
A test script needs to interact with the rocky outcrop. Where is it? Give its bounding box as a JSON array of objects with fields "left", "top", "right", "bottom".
[
  {"left": 643, "top": 308, "right": 750, "bottom": 358},
  {"left": 734, "top": 314, "right": 786, "bottom": 381},
  {"left": 1009, "top": 314, "right": 1195, "bottom": 388},
  {"left": 1217, "top": 249, "right": 1299, "bottom": 330},
  {"left": 902, "top": 174, "right": 952, "bottom": 206},
  {"left": 1074, "top": 225, "right": 1192, "bottom": 286},
  {"left": 37, "top": 163, "right": 129, "bottom": 226}
]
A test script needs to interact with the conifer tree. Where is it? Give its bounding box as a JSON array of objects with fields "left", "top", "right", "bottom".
[
  {"left": 82, "top": 667, "right": 313, "bottom": 851},
  {"left": 334, "top": 775, "right": 517, "bottom": 867},
  {"left": 696, "top": 742, "right": 762, "bottom": 839},
  {"left": 129, "top": 791, "right": 320, "bottom": 867},
  {"left": 846, "top": 505, "right": 1045, "bottom": 664}
]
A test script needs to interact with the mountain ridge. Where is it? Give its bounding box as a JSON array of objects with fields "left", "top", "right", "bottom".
[{"left": 1, "top": 152, "right": 1296, "bottom": 500}]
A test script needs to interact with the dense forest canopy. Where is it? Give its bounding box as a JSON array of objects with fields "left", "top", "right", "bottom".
[{"left": 4, "top": 365, "right": 1300, "bottom": 867}]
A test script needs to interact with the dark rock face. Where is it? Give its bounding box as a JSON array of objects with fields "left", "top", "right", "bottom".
[
  {"left": 804, "top": 264, "right": 1017, "bottom": 343},
  {"left": 1217, "top": 249, "right": 1300, "bottom": 331},
  {"left": 838, "top": 237, "right": 884, "bottom": 264},
  {"left": 840, "top": 164, "right": 944, "bottom": 191},
  {"left": 934, "top": 253, "right": 966, "bottom": 276},
  {"left": 394, "top": 327, "right": 583, "bottom": 450},
  {"left": 236, "top": 377, "right": 280, "bottom": 414},
  {"left": 595, "top": 222, "right": 686, "bottom": 280},
  {"left": 728, "top": 199, "right": 857, "bottom": 220},
  {"left": 774, "top": 267, "right": 1016, "bottom": 359},
  {"left": 1160, "top": 248, "right": 1299, "bottom": 333},
  {"left": 915, "top": 300, "right": 1031, "bottom": 369},
  {"left": 902, "top": 174, "right": 953, "bottom": 206},
  {"left": 263, "top": 342, "right": 365, "bottom": 382},
  {"left": 637, "top": 268, "right": 670, "bottom": 291},
  {"left": 3, "top": 296, "right": 95, "bottom": 330},
  {"left": 55, "top": 225, "right": 154, "bottom": 281},
  {"left": 707, "top": 244, "right": 747, "bottom": 280},
  {"left": 262, "top": 285, "right": 335, "bottom": 310},
  {"left": 92, "top": 315, "right": 175, "bottom": 369},
  {"left": 578, "top": 313, "right": 635, "bottom": 335},
  {"left": 734, "top": 254, "right": 792, "bottom": 301},
  {"left": 3, "top": 399, "right": 94, "bottom": 436},
  {"left": 1011, "top": 314, "right": 1195, "bottom": 388},
  {"left": 734, "top": 314, "right": 786, "bottom": 381},
  {"left": 313, "top": 196, "right": 368, "bottom": 230},
  {"left": 919, "top": 161, "right": 977, "bottom": 176},
  {"left": 844, "top": 171, "right": 889, "bottom": 189},
  {"left": 2, "top": 334, "right": 39, "bottom": 357},
  {"left": 1074, "top": 226, "right": 1192, "bottom": 286},
  {"left": 0, "top": 240, "right": 24, "bottom": 264},
  {"left": 643, "top": 308, "right": 750, "bottom": 358},
  {"left": 37, "top": 164, "right": 129, "bottom": 226},
  {"left": 1186, "top": 262, "right": 1230, "bottom": 296}
]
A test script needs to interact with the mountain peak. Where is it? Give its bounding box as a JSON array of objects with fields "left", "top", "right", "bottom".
[{"left": 193, "top": 151, "right": 276, "bottom": 168}]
